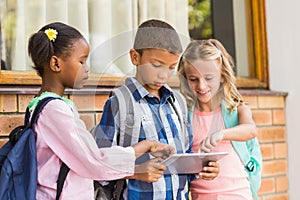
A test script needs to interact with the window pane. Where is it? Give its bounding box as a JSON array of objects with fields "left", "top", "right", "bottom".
[
  {"left": 0, "top": 0, "right": 268, "bottom": 88},
  {"left": 0, "top": 0, "right": 16, "bottom": 70},
  {"left": 188, "top": 0, "right": 212, "bottom": 40},
  {"left": 0, "top": 0, "right": 189, "bottom": 75},
  {"left": 188, "top": 0, "right": 251, "bottom": 78},
  {"left": 233, "top": 0, "right": 249, "bottom": 77}
]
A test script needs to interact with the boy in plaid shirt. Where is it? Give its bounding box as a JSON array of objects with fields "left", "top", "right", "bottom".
[{"left": 95, "top": 19, "right": 219, "bottom": 200}]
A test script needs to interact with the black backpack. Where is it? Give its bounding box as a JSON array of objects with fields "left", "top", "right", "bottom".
[{"left": 0, "top": 96, "right": 70, "bottom": 200}]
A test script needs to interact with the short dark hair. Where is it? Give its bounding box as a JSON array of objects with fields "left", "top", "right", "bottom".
[
  {"left": 133, "top": 19, "right": 182, "bottom": 55},
  {"left": 28, "top": 22, "right": 84, "bottom": 77}
]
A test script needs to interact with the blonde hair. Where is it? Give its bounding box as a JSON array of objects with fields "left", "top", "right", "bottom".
[{"left": 177, "top": 39, "right": 243, "bottom": 112}]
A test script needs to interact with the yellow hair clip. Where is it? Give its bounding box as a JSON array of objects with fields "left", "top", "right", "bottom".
[{"left": 44, "top": 28, "right": 58, "bottom": 42}]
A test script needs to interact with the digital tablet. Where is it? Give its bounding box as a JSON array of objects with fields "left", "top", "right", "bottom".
[{"left": 161, "top": 152, "right": 228, "bottom": 174}]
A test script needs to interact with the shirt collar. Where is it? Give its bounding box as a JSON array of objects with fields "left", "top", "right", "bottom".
[{"left": 125, "top": 77, "right": 174, "bottom": 103}]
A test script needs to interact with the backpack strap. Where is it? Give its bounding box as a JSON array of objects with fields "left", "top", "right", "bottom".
[
  {"left": 24, "top": 107, "right": 31, "bottom": 126},
  {"left": 56, "top": 162, "right": 70, "bottom": 200},
  {"left": 114, "top": 87, "right": 191, "bottom": 198},
  {"left": 221, "top": 104, "right": 251, "bottom": 163},
  {"left": 169, "top": 90, "right": 190, "bottom": 151},
  {"left": 28, "top": 97, "right": 59, "bottom": 127},
  {"left": 221, "top": 102, "right": 262, "bottom": 200},
  {"left": 10, "top": 97, "right": 60, "bottom": 144},
  {"left": 108, "top": 85, "right": 142, "bottom": 199},
  {"left": 114, "top": 86, "right": 190, "bottom": 149},
  {"left": 113, "top": 85, "right": 141, "bottom": 146}
]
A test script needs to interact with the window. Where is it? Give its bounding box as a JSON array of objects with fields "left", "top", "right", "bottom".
[
  {"left": 0, "top": 0, "right": 268, "bottom": 89},
  {"left": 188, "top": 0, "right": 268, "bottom": 88}
]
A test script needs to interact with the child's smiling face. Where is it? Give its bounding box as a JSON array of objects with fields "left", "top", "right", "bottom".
[{"left": 185, "top": 59, "right": 223, "bottom": 107}]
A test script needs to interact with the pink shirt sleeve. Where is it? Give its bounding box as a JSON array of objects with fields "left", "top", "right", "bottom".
[{"left": 35, "top": 99, "right": 135, "bottom": 180}]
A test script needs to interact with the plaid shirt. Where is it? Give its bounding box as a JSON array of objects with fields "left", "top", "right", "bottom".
[{"left": 96, "top": 78, "right": 194, "bottom": 200}]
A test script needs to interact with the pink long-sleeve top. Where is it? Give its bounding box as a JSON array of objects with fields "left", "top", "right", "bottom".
[{"left": 31, "top": 98, "right": 135, "bottom": 200}]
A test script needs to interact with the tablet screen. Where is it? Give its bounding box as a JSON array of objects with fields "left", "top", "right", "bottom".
[{"left": 161, "top": 152, "right": 228, "bottom": 174}]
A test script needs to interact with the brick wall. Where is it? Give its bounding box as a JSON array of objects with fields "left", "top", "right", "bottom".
[
  {"left": 0, "top": 90, "right": 289, "bottom": 199},
  {"left": 242, "top": 92, "right": 289, "bottom": 200}
]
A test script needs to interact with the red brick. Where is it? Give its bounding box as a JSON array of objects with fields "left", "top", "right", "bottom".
[
  {"left": 0, "top": 94, "right": 17, "bottom": 112},
  {"left": 95, "top": 113, "right": 103, "bottom": 125},
  {"left": 262, "top": 193, "right": 288, "bottom": 200},
  {"left": 260, "top": 143, "right": 274, "bottom": 160},
  {"left": 272, "top": 109, "right": 286, "bottom": 125},
  {"left": 258, "top": 96, "right": 285, "bottom": 108},
  {"left": 257, "top": 127, "right": 286, "bottom": 143},
  {"left": 262, "top": 160, "right": 287, "bottom": 176},
  {"left": 243, "top": 95, "right": 258, "bottom": 109},
  {"left": 258, "top": 178, "right": 275, "bottom": 194},
  {"left": 276, "top": 176, "right": 288, "bottom": 192},
  {"left": 95, "top": 94, "right": 109, "bottom": 111},
  {"left": 70, "top": 95, "right": 96, "bottom": 111},
  {"left": 274, "top": 143, "right": 287, "bottom": 159},
  {"left": 0, "top": 114, "right": 24, "bottom": 136},
  {"left": 18, "top": 94, "right": 35, "bottom": 112},
  {"left": 252, "top": 109, "right": 272, "bottom": 126},
  {"left": 79, "top": 113, "right": 95, "bottom": 131},
  {"left": 69, "top": 94, "right": 108, "bottom": 112}
]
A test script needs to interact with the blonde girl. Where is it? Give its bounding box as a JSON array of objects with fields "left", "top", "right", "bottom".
[{"left": 177, "top": 39, "right": 257, "bottom": 199}]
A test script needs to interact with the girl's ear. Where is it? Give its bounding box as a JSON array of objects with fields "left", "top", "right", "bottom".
[
  {"left": 220, "top": 76, "right": 224, "bottom": 83},
  {"left": 129, "top": 49, "right": 140, "bottom": 66},
  {"left": 49, "top": 56, "right": 61, "bottom": 72}
]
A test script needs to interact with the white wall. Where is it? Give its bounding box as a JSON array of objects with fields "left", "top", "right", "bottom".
[{"left": 266, "top": 1, "right": 300, "bottom": 199}]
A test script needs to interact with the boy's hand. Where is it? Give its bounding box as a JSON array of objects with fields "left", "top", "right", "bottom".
[
  {"left": 132, "top": 140, "right": 174, "bottom": 159},
  {"left": 199, "top": 161, "right": 219, "bottom": 180},
  {"left": 200, "top": 131, "right": 224, "bottom": 153},
  {"left": 127, "top": 158, "right": 166, "bottom": 182},
  {"left": 148, "top": 141, "right": 175, "bottom": 159}
]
